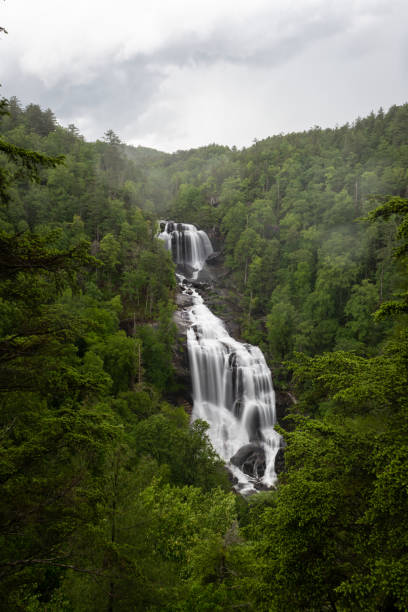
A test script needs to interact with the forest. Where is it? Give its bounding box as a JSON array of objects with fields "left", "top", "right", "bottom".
[{"left": 0, "top": 94, "right": 407, "bottom": 611}]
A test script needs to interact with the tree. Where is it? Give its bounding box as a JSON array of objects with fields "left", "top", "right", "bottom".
[
  {"left": 0, "top": 101, "right": 63, "bottom": 204},
  {"left": 103, "top": 129, "right": 121, "bottom": 146},
  {"left": 368, "top": 196, "right": 408, "bottom": 317}
]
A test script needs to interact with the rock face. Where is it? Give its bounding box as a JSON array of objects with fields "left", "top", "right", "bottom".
[
  {"left": 169, "top": 290, "right": 193, "bottom": 405},
  {"left": 205, "top": 251, "right": 222, "bottom": 265},
  {"left": 230, "top": 443, "right": 266, "bottom": 479},
  {"left": 272, "top": 392, "right": 296, "bottom": 474},
  {"left": 169, "top": 336, "right": 192, "bottom": 404},
  {"left": 191, "top": 280, "right": 209, "bottom": 290},
  {"left": 275, "top": 389, "right": 296, "bottom": 431},
  {"left": 274, "top": 447, "right": 285, "bottom": 474},
  {"left": 206, "top": 226, "right": 224, "bottom": 252},
  {"left": 195, "top": 283, "right": 242, "bottom": 340},
  {"left": 175, "top": 291, "right": 194, "bottom": 310}
]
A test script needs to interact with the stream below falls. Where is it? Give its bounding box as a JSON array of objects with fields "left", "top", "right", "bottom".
[{"left": 158, "top": 221, "right": 281, "bottom": 494}]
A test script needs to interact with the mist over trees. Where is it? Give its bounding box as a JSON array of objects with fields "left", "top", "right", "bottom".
[{"left": 0, "top": 96, "right": 407, "bottom": 610}]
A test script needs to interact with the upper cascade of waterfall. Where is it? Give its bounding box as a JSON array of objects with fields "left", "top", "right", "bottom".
[{"left": 158, "top": 221, "right": 213, "bottom": 277}]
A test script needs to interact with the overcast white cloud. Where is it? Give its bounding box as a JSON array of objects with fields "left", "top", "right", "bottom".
[{"left": 1, "top": 0, "right": 407, "bottom": 151}]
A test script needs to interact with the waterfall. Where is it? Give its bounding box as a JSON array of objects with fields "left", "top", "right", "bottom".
[
  {"left": 160, "top": 220, "right": 280, "bottom": 494},
  {"left": 158, "top": 221, "right": 213, "bottom": 277},
  {"left": 186, "top": 285, "right": 281, "bottom": 493}
]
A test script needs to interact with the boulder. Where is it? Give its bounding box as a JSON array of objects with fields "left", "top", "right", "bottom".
[
  {"left": 191, "top": 280, "right": 209, "bottom": 290},
  {"left": 230, "top": 443, "right": 266, "bottom": 479},
  {"left": 176, "top": 292, "right": 194, "bottom": 308},
  {"left": 176, "top": 263, "right": 195, "bottom": 278}
]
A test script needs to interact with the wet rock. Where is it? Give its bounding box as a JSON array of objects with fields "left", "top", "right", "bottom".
[
  {"left": 176, "top": 263, "right": 195, "bottom": 277},
  {"left": 246, "top": 408, "right": 263, "bottom": 442},
  {"left": 176, "top": 292, "right": 194, "bottom": 308},
  {"left": 171, "top": 294, "right": 194, "bottom": 405},
  {"left": 196, "top": 267, "right": 214, "bottom": 283},
  {"left": 230, "top": 444, "right": 266, "bottom": 479},
  {"left": 173, "top": 307, "right": 190, "bottom": 332},
  {"left": 191, "top": 280, "right": 209, "bottom": 289},
  {"left": 201, "top": 288, "right": 242, "bottom": 340},
  {"left": 169, "top": 327, "right": 193, "bottom": 404},
  {"left": 275, "top": 390, "right": 297, "bottom": 431},
  {"left": 206, "top": 251, "right": 222, "bottom": 265},
  {"left": 275, "top": 447, "right": 285, "bottom": 474},
  {"left": 207, "top": 227, "right": 224, "bottom": 252},
  {"left": 253, "top": 481, "right": 272, "bottom": 491}
]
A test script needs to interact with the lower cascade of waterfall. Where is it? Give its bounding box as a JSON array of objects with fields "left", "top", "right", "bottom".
[
  {"left": 159, "top": 220, "right": 281, "bottom": 494},
  {"left": 184, "top": 279, "right": 281, "bottom": 494}
]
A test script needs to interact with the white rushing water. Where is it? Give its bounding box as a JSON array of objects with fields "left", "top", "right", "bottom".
[
  {"left": 159, "top": 220, "right": 281, "bottom": 494},
  {"left": 158, "top": 221, "right": 213, "bottom": 278},
  {"left": 185, "top": 283, "right": 281, "bottom": 494}
]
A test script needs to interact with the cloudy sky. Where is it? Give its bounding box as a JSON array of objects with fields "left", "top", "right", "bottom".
[{"left": 1, "top": 0, "right": 407, "bottom": 151}]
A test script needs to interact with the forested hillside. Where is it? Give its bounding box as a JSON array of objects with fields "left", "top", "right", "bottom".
[
  {"left": 164, "top": 106, "right": 408, "bottom": 372},
  {"left": 1, "top": 97, "right": 407, "bottom": 610}
]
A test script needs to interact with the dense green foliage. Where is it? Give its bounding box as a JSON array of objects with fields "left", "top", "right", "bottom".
[
  {"left": 247, "top": 201, "right": 408, "bottom": 611},
  {"left": 0, "top": 99, "right": 234, "bottom": 611},
  {"left": 1, "top": 95, "right": 407, "bottom": 611}
]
